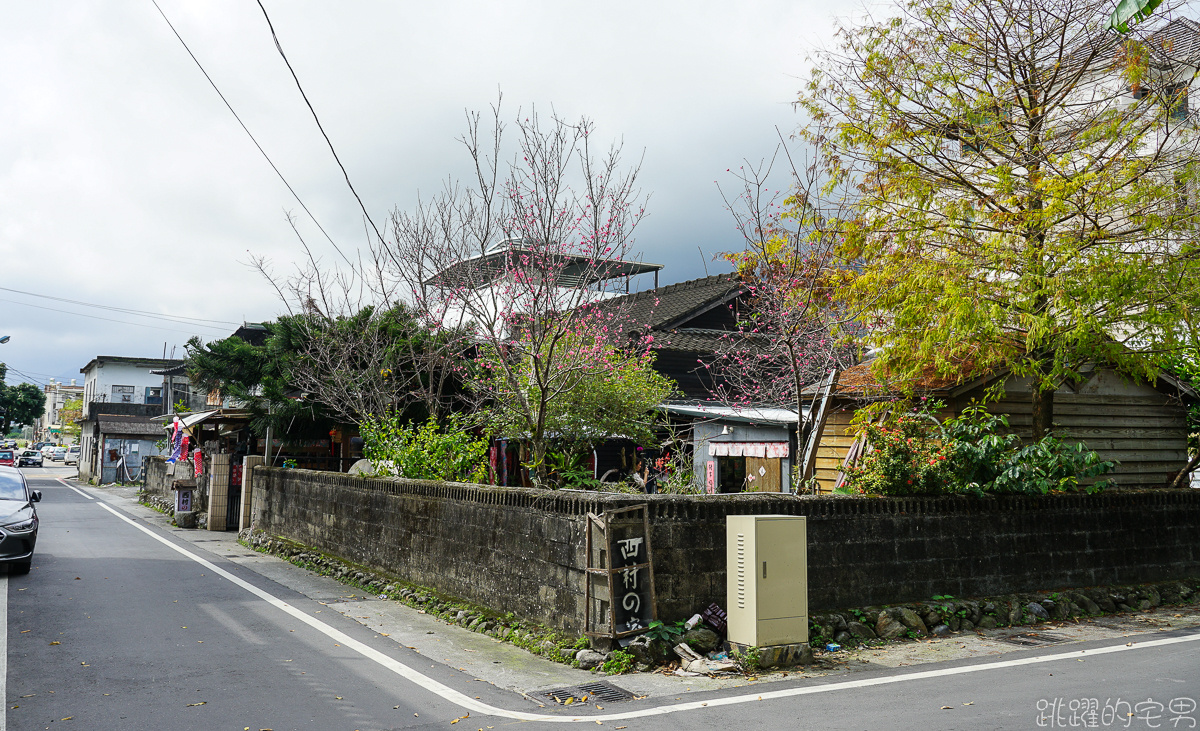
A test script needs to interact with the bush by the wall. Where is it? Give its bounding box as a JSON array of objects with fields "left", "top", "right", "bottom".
[{"left": 845, "top": 402, "right": 1116, "bottom": 496}]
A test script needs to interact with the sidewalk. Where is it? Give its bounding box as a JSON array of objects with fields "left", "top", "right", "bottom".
[{"left": 80, "top": 478, "right": 1200, "bottom": 704}]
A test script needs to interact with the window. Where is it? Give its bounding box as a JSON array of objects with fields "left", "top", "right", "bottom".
[
  {"left": 1167, "top": 83, "right": 1189, "bottom": 122},
  {"left": 112, "top": 385, "right": 134, "bottom": 403},
  {"left": 1130, "top": 83, "right": 1189, "bottom": 122},
  {"left": 145, "top": 387, "right": 163, "bottom": 405}
]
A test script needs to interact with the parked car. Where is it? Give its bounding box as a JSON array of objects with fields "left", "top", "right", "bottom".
[
  {"left": 49, "top": 447, "right": 67, "bottom": 462},
  {"left": 0, "top": 450, "right": 14, "bottom": 468},
  {"left": 17, "top": 450, "right": 42, "bottom": 468},
  {"left": 0, "top": 466, "right": 40, "bottom": 574},
  {"left": 39, "top": 446, "right": 56, "bottom": 458},
  {"left": 65, "top": 446, "right": 79, "bottom": 466}
]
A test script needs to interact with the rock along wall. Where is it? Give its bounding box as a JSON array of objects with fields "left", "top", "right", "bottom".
[{"left": 249, "top": 467, "right": 1200, "bottom": 635}]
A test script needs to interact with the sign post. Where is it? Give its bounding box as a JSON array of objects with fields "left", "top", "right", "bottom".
[{"left": 584, "top": 504, "right": 656, "bottom": 640}]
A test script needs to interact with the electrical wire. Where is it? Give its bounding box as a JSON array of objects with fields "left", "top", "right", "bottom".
[
  {"left": 0, "top": 286, "right": 239, "bottom": 327},
  {"left": 149, "top": 0, "right": 353, "bottom": 266},
  {"left": 2, "top": 366, "right": 52, "bottom": 388},
  {"left": 254, "top": 0, "right": 389, "bottom": 250},
  {"left": 0, "top": 297, "right": 225, "bottom": 335}
]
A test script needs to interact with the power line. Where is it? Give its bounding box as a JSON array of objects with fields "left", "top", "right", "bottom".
[
  {"left": 255, "top": 0, "right": 389, "bottom": 250},
  {"left": 0, "top": 298, "right": 225, "bottom": 335},
  {"left": 149, "top": 0, "right": 353, "bottom": 266},
  {"left": 1, "top": 366, "right": 52, "bottom": 388},
  {"left": 0, "top": 286, "right": 239, "bottom": 327}
]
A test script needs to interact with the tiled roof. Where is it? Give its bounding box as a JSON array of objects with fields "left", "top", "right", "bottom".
[
  {"left": 648, "top": 328, "right": 770, "bottom": 353},
  {"left": 595, "top": 273, "right": 746, "bottom": 331}
]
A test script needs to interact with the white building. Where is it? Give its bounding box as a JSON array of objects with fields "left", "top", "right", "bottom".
[
  {"left": 35, "top": 379, "right": 84, "bottom": 444},
  {"left": 77, "top": 356, "right": 186, "bottom": 482},
  {"left": 79, "top": 356, "right": 182, "bottom": 419}
]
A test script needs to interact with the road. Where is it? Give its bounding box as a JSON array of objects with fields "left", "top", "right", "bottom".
[{"left": 5, "top": 466, "right": 1199, "bottom": 730}]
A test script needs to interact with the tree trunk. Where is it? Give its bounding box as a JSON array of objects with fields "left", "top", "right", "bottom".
[
  {"left": 1030, "top": 382, "right": 1055, "bottom": 440},
  {"left": 1169, "top": 451, "right": 1200, "bottom": 489}
]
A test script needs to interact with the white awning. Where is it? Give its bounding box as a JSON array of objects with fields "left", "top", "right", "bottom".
[
  {"left": 165, "top": 411, "right": 218, "bottom": 430},
  {"left": 662, "top": 402, "right": 803, "bottom": 424},
  {"left": 708, "top": 442, "right": 789, "bottom": 458}
]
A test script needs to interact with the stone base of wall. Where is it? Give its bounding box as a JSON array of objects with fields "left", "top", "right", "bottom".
[{"left": 249, "top": 466, "right": 1200, "bottom": 636}]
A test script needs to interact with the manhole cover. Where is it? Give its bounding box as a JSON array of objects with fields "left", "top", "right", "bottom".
[
  {"left": 536, "top": 681, "right": 637, "bottom": 706},
  {"left": 999, "top": 632, "right": 1069, "bottom": 647}
]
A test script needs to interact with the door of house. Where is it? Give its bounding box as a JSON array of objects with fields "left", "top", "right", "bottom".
[
  {"left": 745, "top": 457, "right": 782, "bottom": 492},
  {"left": 225, "top": 458, "right": 243, "bottom": 531}
]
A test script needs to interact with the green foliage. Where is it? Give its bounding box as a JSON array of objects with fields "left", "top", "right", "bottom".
[
  {"left": 359, "top": 414, "right": 489, "bottom": 483},
  {"left": 988, "top": 439, "right": 1116, "bottom": 495},
  {"left": 799, "top": 0, "right": 1200, "bottom": 438},
  {"left": 185, "top": 320, "right": 332, "bottom": 439},
  {"left": 541, "top": 450, "right": 602, "bottom": 490},
  {"left": 843, "top": 403, "right": 957, "bottom": 496},
  {"left": 733, "top": 645, "right": 762, "bottom": 673},
  {"left": 474, "top": 326, "right": 677, "bottom": 485},
  {"left": 0, "top": 375, "right": 45, "bottom": 434},
  {"left": 650, "top": 446, "right": 704, "bottom": 494},
  {"left": 58, "top": 397, "right": 83, "bottom": 439},
  {"left": 845, "top": 402, "right": 1116, "bottom": 495},
  {"left": 1166, "top": 350, "right": 1200, "bottom": 456},
  {"left": 601, "top": 649, "right": 636, "bottom": 675},
  {"left": 644, "top": 620, "right": 686, "bottom": 643}
]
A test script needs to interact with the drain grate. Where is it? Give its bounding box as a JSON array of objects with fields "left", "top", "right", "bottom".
[
  {"left": 536, "top": 681, "right": 637, "bottom": 706},
  {"left": 999, "top": 632, "right": 1070, "bottom": 647}
]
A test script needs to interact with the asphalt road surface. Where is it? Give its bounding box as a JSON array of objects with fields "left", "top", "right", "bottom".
[{"left": 6, "top": 467, "right": 1199, "bottom": 730}]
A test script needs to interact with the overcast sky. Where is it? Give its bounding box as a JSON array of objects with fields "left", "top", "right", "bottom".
[{"left": 0, "top": 0, "right": 874, "bottom": 389}]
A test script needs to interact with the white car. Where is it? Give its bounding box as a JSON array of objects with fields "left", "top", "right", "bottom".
[
  {"left": 65, "top": 445, "right": 80, "bottom": 465},
  {"left": 49, "top": 447, "right": 67, "bottom": 462}
]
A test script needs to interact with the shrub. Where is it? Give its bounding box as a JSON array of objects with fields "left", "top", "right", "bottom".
[
  {"left": 601, "top": 649, "right": 636, "bottom": 675},
  {"left": 843, "top": 404, "right": 956, "bottom": 495},
  {"left": 359, "top": 414, "right": 489, "bottom": 483},
  {"left": 845, "top": 401, "right": 1116, "bottom": 496}
]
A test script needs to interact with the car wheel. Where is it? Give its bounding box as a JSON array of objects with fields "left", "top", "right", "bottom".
[{"left": 10, "top": 559, "right": 31, "bottom": 575}]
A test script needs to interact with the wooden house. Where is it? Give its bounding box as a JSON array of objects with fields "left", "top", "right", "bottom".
[{"left": 811, "top": 363, "right": 1197, "bottom": 492}]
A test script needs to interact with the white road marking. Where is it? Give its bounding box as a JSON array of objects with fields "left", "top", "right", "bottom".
[
  {"left": 56, "top": 479, "right": 93, "bottom": 500},
  {"left": 1, "top": 574, "right": 7, "bottom": 731},
  {"left": 92, "top": 501, "right": 1200, "bottom": 723}
]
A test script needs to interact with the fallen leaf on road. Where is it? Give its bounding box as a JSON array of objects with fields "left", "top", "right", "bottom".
[
  {"left": 74, "top": 577, "right": 80, "bottom": 580},
  {"left": 941, "top": 706, "right": 953, "bottom": 710},
  {"left": 62, "top": 717, "right": 73, "bottom": 721},
  {"left": 21, "top": 695, "right": 34, "bottom": 698},
  {"left": 964, "top": 702, "right": 974, "bottom": 706},
  {"left": 20, "top": 629, "right": 30, "bottom": 633},
  {"left": 50, "top": 641, "right": 60, "bottom": 645},
  {"left": 336, "top": 696, "right": 342, "bottom": 700},
  {"left": 186, "top": 702, "right": 206, "bottom": 707}
]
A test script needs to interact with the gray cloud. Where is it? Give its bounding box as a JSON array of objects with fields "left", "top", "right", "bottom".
[{"left": 0, "top": 0, "right": 858, "bottom": 387}]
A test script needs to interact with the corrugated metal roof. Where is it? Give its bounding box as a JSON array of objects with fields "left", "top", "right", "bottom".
[{"left": 98, "top": 415, "right": 166, "bottom": 436}]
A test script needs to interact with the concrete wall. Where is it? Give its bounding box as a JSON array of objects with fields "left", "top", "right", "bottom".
[{"left": 249, "top": 467, "right": 1200, "bottom": 635}]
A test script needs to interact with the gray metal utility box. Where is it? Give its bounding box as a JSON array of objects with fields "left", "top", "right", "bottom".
[{"left": 726, "top": 515, "right": 809, "bottom": 646}]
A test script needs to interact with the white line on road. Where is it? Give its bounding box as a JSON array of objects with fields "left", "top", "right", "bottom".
[
  {"left": 1, "top": 573, "right": 7, "bottom": 731},
  {"left": 92, "top": 500, "right": 1200, "bottom": 723},
  {"left": 56, "top": 479, "right": 93, "bottom": 500}
]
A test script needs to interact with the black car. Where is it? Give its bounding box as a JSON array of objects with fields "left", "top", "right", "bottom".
[{"left": 0, "top": 466, "right": 40, "bottom": 574}]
